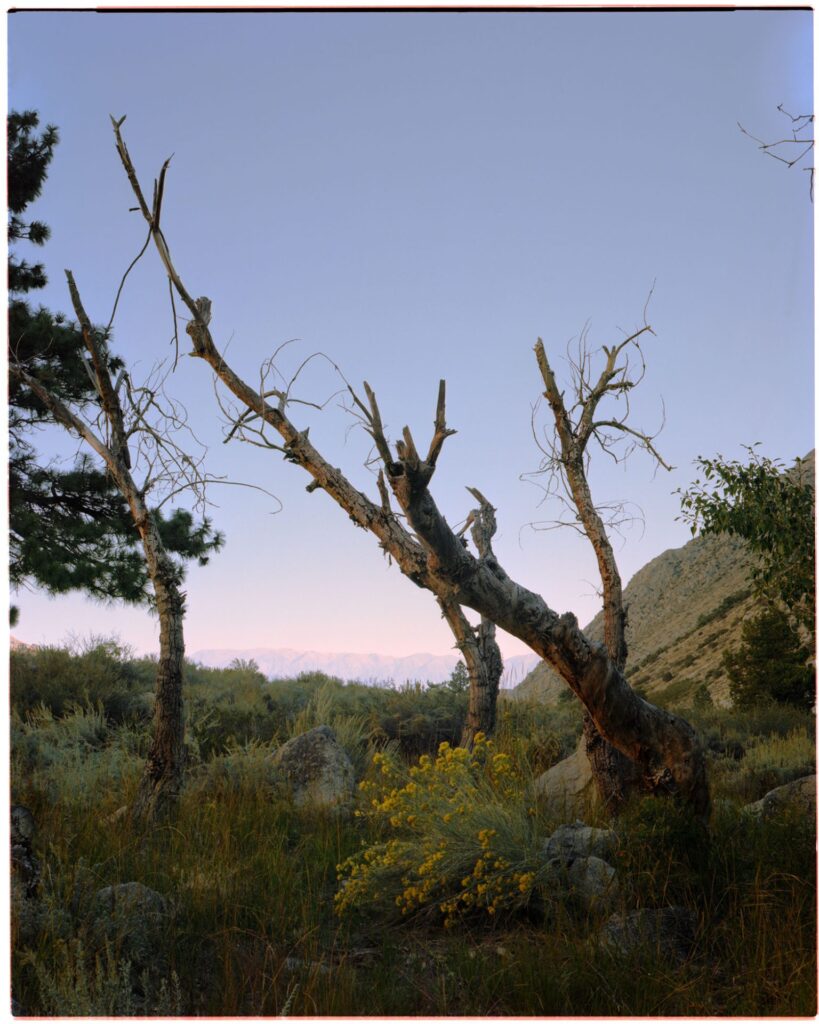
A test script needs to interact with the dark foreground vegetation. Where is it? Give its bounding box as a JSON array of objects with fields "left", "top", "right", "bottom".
[{"left": 10, "top": 640, "right": 817, "bottom": 1017}]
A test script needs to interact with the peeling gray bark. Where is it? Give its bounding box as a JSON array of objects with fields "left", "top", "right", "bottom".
[{"left": 438, "top": 597, "right": 503, "bottom": 747}]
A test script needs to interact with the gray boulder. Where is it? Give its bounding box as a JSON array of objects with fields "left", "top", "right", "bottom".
[
  {"left": 744, "top": 774, "right": 816, "bottom": 820},
  {"left": 544, "top": 821, "right": 617, "bottom": 865},
  {"left": 533, "top": 743, "right": 599, "bottom": 818},
  {"left": 599, "top": 906, "right": 697, "bottom": 964},
  {"left": 91, "top": 882, "right": 169, "bottom": 972},
  {"left": 269, "top": 725, "right": 355, "bottom": 810},
  {"left": 568, "top": 855, "right": 620, "bottom": 914}
]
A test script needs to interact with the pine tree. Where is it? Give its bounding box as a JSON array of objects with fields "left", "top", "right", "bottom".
[
  {"left": 724, "top": 604, "right": 814, "bottom": 710},
  {"left": 8, "top": 111, "right": 222, "bottom": 622}
]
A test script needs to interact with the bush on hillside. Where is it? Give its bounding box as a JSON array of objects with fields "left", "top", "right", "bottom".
[{"left": 10, "top": 640, "right": 150, "bottom": 724}]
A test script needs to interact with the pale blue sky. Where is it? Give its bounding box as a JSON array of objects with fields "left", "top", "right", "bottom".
[{"left": 9, "top": 10, "right": 814, "bottom": 659}]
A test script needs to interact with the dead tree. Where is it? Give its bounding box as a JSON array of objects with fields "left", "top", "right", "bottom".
[
  {"left": 110, "top": 116, "right": 501, "bottom": 747},
  {"left": 110, "top": 120, "right": 709, "bottom": 814},
  {"left": 532, "top": 318, "right": 673, "bottom": 811},
  {"left": 9, "top": 272, "right": 216, "bottom": 824}
]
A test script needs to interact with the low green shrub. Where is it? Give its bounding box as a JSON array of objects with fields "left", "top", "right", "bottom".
[
  {"left": 22, "top": 939, "right": 182, "bottom": 1016},
  {"left": 11, "top": 640, "right": 150, "bottom": 724}
]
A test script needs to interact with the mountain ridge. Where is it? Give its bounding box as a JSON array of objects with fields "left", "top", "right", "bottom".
[{"left": 190, "top": 645, "right": 540, "bottom": 688}]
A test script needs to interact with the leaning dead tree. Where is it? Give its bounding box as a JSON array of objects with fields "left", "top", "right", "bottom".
[
  {"left": 111, "top": 116, "right": 502, "bottom": 747},
  {"left": 532, "top": 317, "right": 674, "bottom": 811},
  {"left": 112, "top": 119, "right": 709, "bottom": 815},
  {"left": 9, "top": 272, "right": 217, "bottom": 824}
]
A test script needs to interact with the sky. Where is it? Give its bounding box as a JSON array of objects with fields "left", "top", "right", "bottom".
[{"left": 7, "top": 8, "right": 814, "bottom": 661}]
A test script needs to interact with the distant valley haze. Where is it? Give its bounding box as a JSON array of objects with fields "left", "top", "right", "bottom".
[{"left": 189, "top": 646, "right": 541, "bottom": 689}]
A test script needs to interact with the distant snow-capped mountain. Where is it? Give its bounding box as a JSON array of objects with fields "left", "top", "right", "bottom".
[{"left": 189, "top": 645, "right": 540, "bottom": 689}]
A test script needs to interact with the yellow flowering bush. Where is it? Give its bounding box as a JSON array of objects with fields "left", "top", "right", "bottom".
[{"left": 335, "top": 734, "right": 544, "bottom": 926}]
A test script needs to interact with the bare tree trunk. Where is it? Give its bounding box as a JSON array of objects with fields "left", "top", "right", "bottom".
[
  {"left": 566, "top": 457, "right": 645, "bottom": 811},
  {"left": 130, "top": 530, "right": 186, "bottom": 824},
  {"left": 534, "top": 335, "right": 672, "bottom": 813},
  {"left": 468, "top": 618, "right": 504, "bottom": 744},
  {"left": 438, "top": 598, "right": 503, "bottom": 746},
  {"left": 14, "top": 272, "right": 190, "bottom": 825},
  {"left": 15, "top": 364, "right": 189, "bottom": 824}
]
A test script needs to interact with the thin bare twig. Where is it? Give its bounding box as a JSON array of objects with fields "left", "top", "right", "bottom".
[{"left": 738, "top": 104, "right": 814, "bottom": 201}]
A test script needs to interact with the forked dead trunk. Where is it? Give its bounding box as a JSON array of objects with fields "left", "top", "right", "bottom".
[{"left": 567, "top": 461, "right": 646, "bottom": 811}]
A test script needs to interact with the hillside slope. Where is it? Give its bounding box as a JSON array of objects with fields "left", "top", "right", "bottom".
[
  {"left": 511, "top": 450, "right": 814, "bottom": 710},
  {"left": 511, "top": 532, "right": 756, "bottom": 709}
]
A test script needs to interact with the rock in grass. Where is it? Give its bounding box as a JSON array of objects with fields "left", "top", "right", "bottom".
[
  {"left": 269, "top": 725, "right": 355, "bottom": 810},
  {"left": 91, "top": 882, "right": 169, "bottom": 972},
  {"left": 11, "top": 805, "right": 39, "bottom": 898},
  {"left": 744, "top": 774, "right": 816, "bottom": 820},
  {"left": 568, "top": 855, "right": 620, "bottom": 914},
  {"left": 599, "top": 906, "right": 697, "bottom": 963},
  {"left": 544, "top": 821, "right": 618, "bottom": 865},
  {"left": 533, "top": 744, "right": 599, "bottom": 818}
]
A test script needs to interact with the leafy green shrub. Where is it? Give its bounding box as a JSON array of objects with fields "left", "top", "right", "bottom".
[
  {"left": 367, "top": 681, "right": 467, "bottom": 759},
  {"left": 182, "top": 661, "right": 284, "bottom": 758},
  {"left": 679, "top": 448, "right": 814, "bottom": 637},
  {"left": 654, "top": 675, "right": 696, "bottom": 708},
  {"left": 689, "top": 701, "right": 813, "bottom": 749}
]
